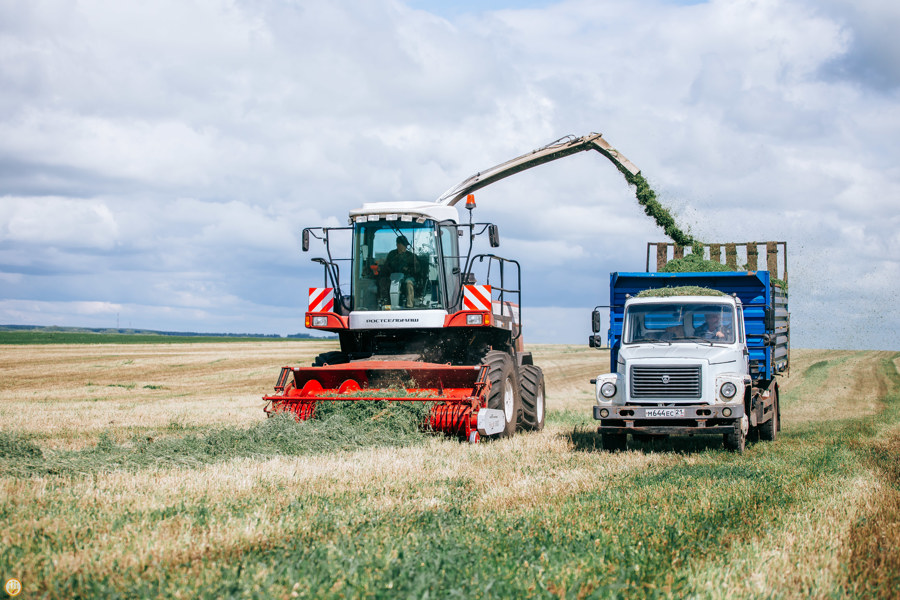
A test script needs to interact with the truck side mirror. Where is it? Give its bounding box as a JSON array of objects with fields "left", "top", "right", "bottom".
[
  {"left": 591, "top": 309, "right": 602, "bottom": 333},
  {"left": 764, "top": 307, "right": 774, "bottom": 330},
  {"left": 589, "top": 335, "right": 604, "bottom": 348},
  {"left": 302, "top": 228, "right": 310, "bottom": 252},
  {"left": 488, "top": 224, "right": 500, "bottom": 248}
]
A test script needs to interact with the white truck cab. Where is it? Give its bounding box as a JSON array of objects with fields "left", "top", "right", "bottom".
[{"left": 593, "top": 293, "right": 752, "bottom": 451}]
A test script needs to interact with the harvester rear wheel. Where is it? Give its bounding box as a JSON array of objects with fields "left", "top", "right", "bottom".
[
  {"left": 312, "top": 351, "right": 348, "bottom": 367},
  {"left": 519, "top": 365, "right": 545, "bottom": 432},
  {"left": 482, "top": 351, "right": 520, "bottom": 438}
]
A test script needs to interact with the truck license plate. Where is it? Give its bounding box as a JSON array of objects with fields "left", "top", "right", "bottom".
[{"left": 645, "top": 408, "right": 685, "bottom": 418}]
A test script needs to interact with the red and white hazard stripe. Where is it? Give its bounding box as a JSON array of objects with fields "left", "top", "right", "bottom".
[
  {"left": 463, "top": 285, "right": 492, "bottom": 311},
  {"left": 308, "top": 287, "right": 334, "bottom": 313}
]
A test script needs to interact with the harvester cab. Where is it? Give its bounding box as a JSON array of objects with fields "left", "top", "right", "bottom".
[
  {"left": 265, "top": 132, "right": 640, "bottom": 442},
  {"left": 301, "top": 199, "right": 516, "bottom": 354}
]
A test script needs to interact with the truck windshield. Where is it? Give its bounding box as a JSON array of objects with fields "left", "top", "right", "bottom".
[
  {"left": 624, "top": 302, "right": 736, "bottom": 344},
  {"left": 352, "top": 219, "right": 444, "bottom": 311}
]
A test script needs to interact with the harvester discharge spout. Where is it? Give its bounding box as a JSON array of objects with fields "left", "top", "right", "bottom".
[{"left": 435, "top": 132, "right": 640, "bottom": 207}]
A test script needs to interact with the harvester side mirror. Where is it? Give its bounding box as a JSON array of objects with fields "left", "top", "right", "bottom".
[
  {"left": 591, "top": 309, "right": 602, "bottom": 333},
  {"left": 302, "top": 228, "right": 310, "bottom": 252},
  {"left": 488, "top": 224, "right": 500, "bottom": 248}
]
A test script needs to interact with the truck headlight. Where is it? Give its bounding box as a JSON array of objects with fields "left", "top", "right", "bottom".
[
  {"left": 311, "top": 316, "right": 329, "bottom": 327},
  {"left": 720, "top": 382, "right": 737, "bottom": 399},
  {"left": 600, "top": 382, "right": 617, "bottom": 398}
]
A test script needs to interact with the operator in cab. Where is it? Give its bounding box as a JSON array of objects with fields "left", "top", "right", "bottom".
[
  {"left": 695, "top": 311, "right": 733, "bottom": 340},
  {"left": 378, "top": 236, "right": 418, "bottom": 308}
]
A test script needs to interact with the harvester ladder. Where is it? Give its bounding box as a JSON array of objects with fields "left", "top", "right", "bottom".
[{"left": 273, "top": 366, "right": 294, "bottom": 392}]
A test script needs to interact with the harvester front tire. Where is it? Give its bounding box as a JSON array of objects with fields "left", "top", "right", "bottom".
[
  {"left": 482, "top": 351, "right": 520, "bottom": 438},
  {"left": 312, "top": 351, "right": 348, "bottom": 367},
  {"left": 519, "top": 365, "right": 545, "bottom": 432}
]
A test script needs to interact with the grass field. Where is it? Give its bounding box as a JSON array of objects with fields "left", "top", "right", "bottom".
[{"left": 1, "top": 341, "right": 898, "bottom": 598}]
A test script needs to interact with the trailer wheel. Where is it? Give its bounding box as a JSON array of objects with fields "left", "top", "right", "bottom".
[
  {"left": 482, "top": 351, "right": 520, "bottom": 438},
  {"left": 759, "top": 390, "right": 779, "bottom": 442},
  {"left": 601, "top": 433, "right": 627, "bottom": 452},
  {"left": 519, "top": 365, "right": 545, "bottom": 432},
  {"left": 312, "top": 351, "right": 348, "bottom": 367}
]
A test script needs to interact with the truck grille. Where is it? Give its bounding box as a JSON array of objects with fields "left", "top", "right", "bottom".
[{"left": 630, "top": 365, "right": 701, "bottom": 399}]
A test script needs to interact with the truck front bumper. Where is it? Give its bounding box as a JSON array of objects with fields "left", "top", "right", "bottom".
[{"left": 593, "top": 404, "right": 743, "bottom": 435}]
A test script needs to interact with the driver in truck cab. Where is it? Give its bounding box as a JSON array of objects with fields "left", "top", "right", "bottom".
[
  {"left": 694, "top": 311, "right": 733, "bottom": 340},
  {"left": 378, "top": 236, "right": 418, "bottom": 308}
]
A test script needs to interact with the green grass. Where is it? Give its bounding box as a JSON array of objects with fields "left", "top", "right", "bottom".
[
  {"left": 660, "top": 253, "right": 734, "bottom": 273},
  {"left": 55, "top": 460, "right": 818, "bottom": 597},
  {"left": 2, "top": 350, "right": 899, "bottom": 598},
  {"left": 10, "top": 415, "right": 876, "bottom": 599},
  {"left": 636, "top": 285, "right": 726, "bottom": 297},
  {"left": 0, "top": 403, "right": 437, "bottom": 478}
]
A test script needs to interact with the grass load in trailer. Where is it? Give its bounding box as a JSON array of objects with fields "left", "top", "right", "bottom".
[{"left": 590, "top": 241, "right": 789, "bottom": 452}]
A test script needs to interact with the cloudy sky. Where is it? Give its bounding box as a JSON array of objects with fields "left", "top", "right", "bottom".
[{"left": 1, "top": 0, "right": 898, "bottom": 349}]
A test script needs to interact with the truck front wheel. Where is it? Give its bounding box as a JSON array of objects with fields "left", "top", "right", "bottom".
[
  {"left": 724, "top": 415, "right": 749, "bottom": 453},
  {"left": 601, "top": 433, "right": 627, "bottom": 452}
]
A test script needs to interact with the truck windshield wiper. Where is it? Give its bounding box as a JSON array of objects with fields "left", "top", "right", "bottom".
[
  {"left": 678, "top": 336, "right": 715, "bottom": 346},
  {"left": 631, "top": 339, "right": 671, "bottom": 346}
]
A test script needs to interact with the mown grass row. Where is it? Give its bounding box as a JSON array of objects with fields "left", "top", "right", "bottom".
[
  {"left": 0, "top": 402, "right": 436, "bottom": 477},
  {"left": 0, "top": 403, "right": 596, "bottom": 480}
]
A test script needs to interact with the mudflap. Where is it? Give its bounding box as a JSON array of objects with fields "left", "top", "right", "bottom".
[{"left": 262, "top": 360, "right": 495, "bottom": 441}]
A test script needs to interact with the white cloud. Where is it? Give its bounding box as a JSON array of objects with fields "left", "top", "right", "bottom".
[
  {"left": 0, "top": 0, "right": 897, "bottom": 349},
  {"left": 0, "top": 196, "right": 119, "bottom": 249}
]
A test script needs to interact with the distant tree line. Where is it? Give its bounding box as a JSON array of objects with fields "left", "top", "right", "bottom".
[{"left": 0, "top": 324, "right": 321, "bottom": 339}]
